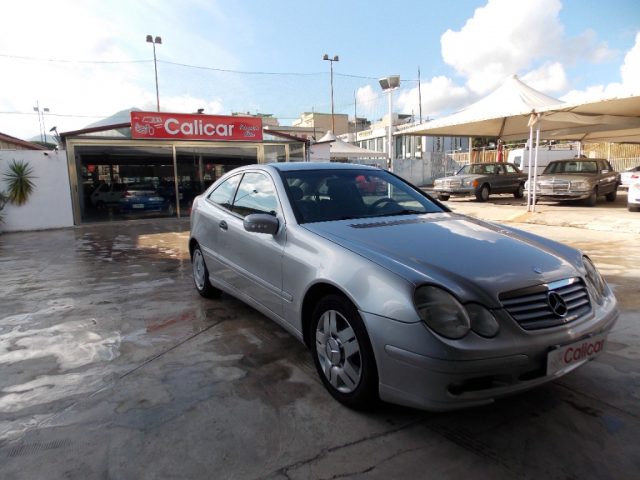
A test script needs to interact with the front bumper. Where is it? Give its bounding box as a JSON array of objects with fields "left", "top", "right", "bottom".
[
  {"left": 361, "top": 293, "right": 618, "bottom": 411},
  {"left": 525, "top": 190, "right": 591, "bottom": 201},
  {"left": 434, "top": 186, "right": 475, "bottom": 196}
]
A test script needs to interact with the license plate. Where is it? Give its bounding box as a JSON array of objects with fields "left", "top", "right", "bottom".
[
  {"left": 546, "top": 332, "right": 608, "bottom": 376},
  {"left": 132, "top": 204, "right": 145, "bottom": 209}
]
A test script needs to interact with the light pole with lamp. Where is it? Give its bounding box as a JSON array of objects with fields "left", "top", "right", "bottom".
[
  {"left": 146, "top": 35, "right": 162, "bottom": 112},
  {"left": 33, "top": 101, "right": 49, "bottom": 143},
  {"left": 378, "top": 75, "right": 400, "bottom": 171},
  {"left": 322, "top": 54, "right": 339, "bottom": 132}
]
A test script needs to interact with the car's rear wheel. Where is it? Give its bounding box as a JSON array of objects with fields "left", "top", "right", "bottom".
[
  {"left": 475, "top": 184, "right": 490, "bottom": 202},
  {"left": 586, "top": 189, "right": 598, "bottom": 207},
  {"left": 605, "top": 189, "right": 617, "bottom": 202},
  {"left": 629, "top": 204, "right": 639, "bottom": 212},
  {"left": 191, "top": 244, "right": 221, "bottom": 298},
  {"left": 514, "top": 184, "right": 524, "bottom": 198},
  {"left": 437, "top": 193, "right": 450, "bottom": 201},
  {"left": 311, "top": 295, "right": 378, "bottom": 409}
]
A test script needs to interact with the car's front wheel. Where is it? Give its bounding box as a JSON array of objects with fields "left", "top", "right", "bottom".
[
  {"left": 586, "top": 189, "right": 598, "bottom": 207},
  {"left": 514, "top": 184, "right": 524, "bottom": 198},
  {"left": 191, "top": 244, "right": 221, "bottom": 298},
  {"left": 475, "top": 184, "right": 490, "bottom": 202},
  {"left": 605, "top": 189, "right": 617, "bottom": 202},
  {"left": 437, "top": 193, "right": 450, "bottom": 201},
  {"left": 311, "top": 295, "right": 378, "bottom": 409}
]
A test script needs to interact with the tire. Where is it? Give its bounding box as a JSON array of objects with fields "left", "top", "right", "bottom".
[
  {"left": 191, "top": 244, "right": 221, "bottom": 298},
  {"left": 475, "top": 184, "right": 490, "bottom": 202},
  {"left": 311, "top": 295, "right": 379, "bottom": 409},
  {"left": 629, "top": 204, "right": 639, "bottom": 212},
  {"left": 514, "top": 184, "right": 524, "bottom": 198},
  {"left": 585, "top": 189, "right": 597, "bottom": 207},
  {"left": 605, "top": 190, "right": 617, "bottom": 202},
  {"left": 437, "top": 194, "right": 450, "bottom": 201}
]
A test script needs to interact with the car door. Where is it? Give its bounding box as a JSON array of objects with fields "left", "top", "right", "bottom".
[
  {"left": 221, "top": 171, "right": 285, "bottom": 318},
  {"left": 598, "top": 160, "right": 618, "bottom": 194},
  {"left": 490, "top": 164, "right": 509, "bottom": 193},
  {"left": 197, "top": 173, "right": 242, "bottom": 282},
  {"left": 504, "top": 164, "right": 524, "bottom": 191}
]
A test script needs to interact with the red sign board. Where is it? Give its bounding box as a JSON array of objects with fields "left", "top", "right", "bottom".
[{"left": 130, "top": 111, "right": 263, "bottom": 142}]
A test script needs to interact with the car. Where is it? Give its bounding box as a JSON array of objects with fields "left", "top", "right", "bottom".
[
  {"left": 628, "top": 174, "right": 640, "bottom": 212},
  {"left": 620, "top": 165, "right": 640, "bottom": 189},
  {"left": 90, "top": 182, "right": 128, "bottom": 209},
  {"left": 118, "top": 183, "right": 170, "bottom": 214},
  {"left": 189, "top": 162, "right": 618, "bottom": 411},
  {"left": 433, "top": 162, "right": 527, "bottom": 202},
  {"left": 525, "top": 158, "right": 620, "bottom": 207}
]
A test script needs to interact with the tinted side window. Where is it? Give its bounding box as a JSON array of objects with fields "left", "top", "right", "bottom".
[
  {"left": 232, "top": 172, "right": 279, "bottom": 217},
  {"left": 208, "top": 174, "right": 241, "bottom": 210},
  {"left": 505, "top": 164, "right": 518, "bottom": 173}
]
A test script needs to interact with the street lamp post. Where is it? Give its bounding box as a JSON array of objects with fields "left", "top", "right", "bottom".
[
  {"left": 322, "top": 54, "right": 339, "bottom": 132},
  {"left": 33, "top": 101, "right": 50, "bottom": 143},
  {"left": 146, "top": 35, "right": 162, "bottom": 112},
  {"left": 378, "top": 75, "right": 400, "bottom": 171}
]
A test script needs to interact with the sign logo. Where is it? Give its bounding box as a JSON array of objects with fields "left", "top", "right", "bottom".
[
  {"left": 547, "top": 291, "right": 568, "bottom": 317},
  {"left": 130, "top": 111, "right": 263, "bottom": 142}
]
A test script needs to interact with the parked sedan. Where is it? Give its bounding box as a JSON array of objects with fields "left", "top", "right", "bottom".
[
  {"left": 620, "top": 165, "right": 640, "bottom": 189},
  {"left": 118, "top": 184, "right": 169, "bottom": 214},
  {"left": 526, "top": 158, "right": 620, "bottom": 206},
  {"left": 189, "top": 163, "right": 617, "bottom": 411},
  {"left": 628, "top": 175, "right": 640, "bottom": 212},
  {"left": 433, "top": 162, "right": 527, "bottom": 202}
]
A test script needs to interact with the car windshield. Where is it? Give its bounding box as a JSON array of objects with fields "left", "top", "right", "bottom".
[
  {"left": 456, "top": 164, "right": 496, "bottom": 175},
  {"left": 280, "top": 169, "right": 444, "bottom": 223},
  {"left": 544, "top": 161, "right": 598, "bottom": 174}
]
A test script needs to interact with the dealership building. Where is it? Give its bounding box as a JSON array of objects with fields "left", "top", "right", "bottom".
[{"left": 61, "top": 111, "right": 306, "bottom": 224}]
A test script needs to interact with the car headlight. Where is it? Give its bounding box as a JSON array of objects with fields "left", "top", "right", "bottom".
[
  {"left": 570, "top": 181, "right": 588, "bottom": 190},
  {"left": 414, "top": 286, "right": 470, "bottom": 339},
  {"left": 462, "top": 179, "right": 472, "bottom": 186},
  {"left": 583, "top": 256, "right": 608, "bottom": 305},
  {"left": 466, "top": 303, "right": 500, "bottom": 337}
]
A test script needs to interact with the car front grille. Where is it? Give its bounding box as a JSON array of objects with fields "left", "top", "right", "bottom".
[
  {"left": 443, "top": 179, "right": 462, "bottom": 188},
  {"left": 499, "top": 278, "right": 591, "bottom": 330},
  {"left": 539, "top": 180, "right": 570, "bottom": 193}
]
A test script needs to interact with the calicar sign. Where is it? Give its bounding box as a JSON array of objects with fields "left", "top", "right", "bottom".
[{"left": 130, "top": 112, "right": 263, "bottom": 142}]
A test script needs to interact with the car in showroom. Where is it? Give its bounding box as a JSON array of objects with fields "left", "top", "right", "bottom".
[
  {"left": 189, "top": 163, "right": 618, "bottom": 411},
  {"left": 620, "top": 165, "right": 640, "bottom": 189},
  {"left": 525, "top": 158, "right": 620, "bottom": 207},
  {"left": 118, "top": 183, "right": 170, "bottom": 214},
  {"left": 628, "top": 174, "right": 640, "bottom": 212},
  {"left": 433, "top": 162, "right": 527, "bottom": 202}
]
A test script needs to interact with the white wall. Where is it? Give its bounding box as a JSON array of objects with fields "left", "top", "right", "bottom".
[{"left": 0, "top": 150, "right": 74, "bottom": 232}]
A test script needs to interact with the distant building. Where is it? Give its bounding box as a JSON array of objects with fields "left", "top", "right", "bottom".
[{"left": 292, "top": 112, "right": 349, "bottom": 136}]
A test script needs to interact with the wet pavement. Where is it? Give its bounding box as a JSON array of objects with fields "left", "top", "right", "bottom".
[{"left": 1, "top": 217, "right": 639, "bottom": 479}]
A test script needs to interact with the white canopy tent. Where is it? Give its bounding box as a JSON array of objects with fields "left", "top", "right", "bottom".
[
  {"left": 312, "top": 130, "right": 388, "bottom": 162},
  {"left": 402, "top": 75, "right": 640, "bottom": 210}
]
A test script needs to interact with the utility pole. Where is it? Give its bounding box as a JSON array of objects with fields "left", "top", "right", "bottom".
[{"left": 418, "top": 67, "right": 423, "bottom": 123}]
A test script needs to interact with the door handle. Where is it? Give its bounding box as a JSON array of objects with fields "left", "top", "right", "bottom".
[{"left": 219, "top": 220, "right": 228, "bottom": 231}]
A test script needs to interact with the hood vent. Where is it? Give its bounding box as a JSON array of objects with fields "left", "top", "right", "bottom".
[{"left": 350, "top": 217, "right": 437, "bottom": 229}]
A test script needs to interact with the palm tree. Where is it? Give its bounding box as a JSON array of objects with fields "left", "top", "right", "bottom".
[{"left": 3, "top": 160, "right": 35, "bottom": 206}]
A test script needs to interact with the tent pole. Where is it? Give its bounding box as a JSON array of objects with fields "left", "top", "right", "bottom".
[
  {"left": 532, "top": 114, "right": 541, "bottom": 212},
  {"left": 527, "top": 124, "right": 534, "bottom": 211}
]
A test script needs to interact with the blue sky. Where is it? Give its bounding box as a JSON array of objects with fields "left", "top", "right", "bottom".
[{"left": 1, "top": 0, "right": 639, "bottom": 139}]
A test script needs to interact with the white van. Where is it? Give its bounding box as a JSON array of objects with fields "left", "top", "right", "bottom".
[{"left": 507, "top": 148, "right": 579, "bottom": 175}]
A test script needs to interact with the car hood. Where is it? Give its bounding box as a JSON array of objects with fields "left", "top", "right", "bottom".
[
  {"left": 436, "top": 174, "right": 479, "bottom": 182},
  {"left": 303, "top": 213, "right": 581, "bottom": 306}
]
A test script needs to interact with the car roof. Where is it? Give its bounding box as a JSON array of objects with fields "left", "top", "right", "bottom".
[
  {"left": 266, "top": 162, "right": 382, "bottom": 172},
  {"left": 548, "top": 158, "right": 605, "bottom": 163}
]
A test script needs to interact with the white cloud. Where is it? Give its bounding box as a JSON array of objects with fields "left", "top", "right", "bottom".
[
  {"left": 561, "top": 32, "right": 640, "bottom": 103},
  {"left": 396, "top": 76, "right": 472, "bottom": 119},
  {"left": 440, "top": 0, "right": 615, "bottom": 95},
  {"left": 355, "top": 85, "right": 382, "bottom": 116},
  {"left": 521, "top": 62, "right": 568, "bottom": 93}
]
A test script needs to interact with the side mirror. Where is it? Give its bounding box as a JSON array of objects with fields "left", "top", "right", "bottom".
[{"left": 243, "top": 213, "right": 279, "bottom": 235}]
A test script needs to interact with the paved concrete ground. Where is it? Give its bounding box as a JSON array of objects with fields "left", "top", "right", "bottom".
[{"left": 0, "top": 209, "right": 639, "bottom": 479}]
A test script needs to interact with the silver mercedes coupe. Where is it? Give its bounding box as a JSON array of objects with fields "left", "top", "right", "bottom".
[{"left": 189, "top": 162, "right": 618, "bottom": 411}]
